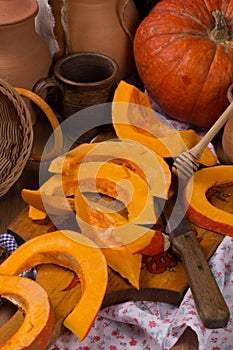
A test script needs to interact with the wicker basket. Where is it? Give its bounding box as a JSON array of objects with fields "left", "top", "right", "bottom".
[
  {"left": 0, "top": 79, "right": 63, "bottom": 197},
  {"left": 0, "top": 79, "right": 33, "bottom": 197}
]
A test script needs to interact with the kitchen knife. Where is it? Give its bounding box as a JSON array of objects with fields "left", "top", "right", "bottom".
[{"left": 155, "top": 191, "right": 230, "bottom": 329}]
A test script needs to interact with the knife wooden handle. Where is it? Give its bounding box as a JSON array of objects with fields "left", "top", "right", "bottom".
[{"left": 172, "top": 230, "right": 229, "bottom": 329}]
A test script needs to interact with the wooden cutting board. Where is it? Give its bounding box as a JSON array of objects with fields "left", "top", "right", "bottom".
[
  {"left": 8, "top": 206, "right": 223, "bottom": 304},
  {"left": 5, "top": 204, "right": 223, "bottom": 346}
]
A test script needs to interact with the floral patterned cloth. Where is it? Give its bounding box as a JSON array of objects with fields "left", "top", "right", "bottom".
[
  {"left": 49, "top": 109, "right": 233, "bottom": 350},
  {"left": 49, "top": 236, "right": 233, "bottom": 350}
]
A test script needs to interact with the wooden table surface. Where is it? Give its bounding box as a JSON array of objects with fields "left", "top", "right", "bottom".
[{"left": 0, "top": 112, "right": 200, "bottom": 349}]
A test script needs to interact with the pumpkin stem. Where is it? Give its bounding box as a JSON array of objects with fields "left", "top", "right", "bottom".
[{"left": 209, "top": 10, "right": 231, "bottom": 42}]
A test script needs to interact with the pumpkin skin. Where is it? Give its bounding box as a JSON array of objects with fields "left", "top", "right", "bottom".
[
  {"left": 0, "top": 275, "right": 54, "bottom": 350},
  {"left": 134, "top": 0, "right": 233, "bottom": 128},
  {"left": 184, "top": 165, "right": 233, "bottom": 236}
]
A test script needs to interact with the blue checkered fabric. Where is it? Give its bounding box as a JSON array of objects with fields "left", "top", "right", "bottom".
[
  {"left": 0, "top": 233, "right": 36, "bottom": 279},
  {"left": 0, "top": 233, "right": 18, "bottom": 254}
]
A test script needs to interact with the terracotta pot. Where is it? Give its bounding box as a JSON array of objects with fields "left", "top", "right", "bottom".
[
  {"left": 0, "top": 0, "right": 52, "bottom": 122},
  {"left": 59, "top": 0, "right": 140, "bottom": 80}
]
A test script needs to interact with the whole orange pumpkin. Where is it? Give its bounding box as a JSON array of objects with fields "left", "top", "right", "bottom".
[{"left": 134, "top": 0, "right": 233, "bottom": 128}]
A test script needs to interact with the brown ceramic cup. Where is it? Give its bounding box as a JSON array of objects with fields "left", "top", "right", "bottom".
[{"left": 33, "top": 52, "right": 119, "bottom": 119}]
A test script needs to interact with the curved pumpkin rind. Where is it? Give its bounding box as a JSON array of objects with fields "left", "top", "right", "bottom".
[
  {"left": 0, "top": 231, "right": 108, "bottom": 341},
  {"left": 0, "top": 275, "right": 54, "bottom": 350},
  {"left": 184, "top": 166, "right": 233, "bottom": 236}
]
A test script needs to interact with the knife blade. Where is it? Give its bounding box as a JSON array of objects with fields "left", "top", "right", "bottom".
[{"left": 155, "top": 190, "right": 229, "bottom": 329}]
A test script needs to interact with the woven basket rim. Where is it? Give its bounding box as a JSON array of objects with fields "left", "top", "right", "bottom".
[{"left": 0, "top": 79, "right": 33, "bottom": 197}]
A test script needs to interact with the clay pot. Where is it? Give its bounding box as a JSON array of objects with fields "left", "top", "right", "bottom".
[
  {"left": 222, "top": 116, "right": 233, "bottom": 164},
  {"left": 0, "top": 0, "right": 52, "bottom": 122},
  {"left": 58, "top": 0, "right": 140, "bottom": 80},
  {"left": 34, "top": 52, "right": 119, "bottom": 118}
]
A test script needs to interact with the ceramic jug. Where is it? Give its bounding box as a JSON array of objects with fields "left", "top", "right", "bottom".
[
  {"left": 60, "top": 0, "right": 140, "bottom": 80},
  {"left": 0, "top": 0, "right": 52, "bottom": 100}
]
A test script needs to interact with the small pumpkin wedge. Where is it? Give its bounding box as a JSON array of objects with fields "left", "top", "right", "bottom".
[
  {"left": 28, "top": 205, "right": 47, "bottom": 220},
  {"left": 102, "top": 247, "right": 142, "bottom": 290},
  {"left": 184, "top": 165, "right": 233, "bottom": 236},
  {"left": 0, "top": 231, "right": 108, "bottom": 341},
  {"left": 21, "top": 189, "right": 74, "bottom": 215},
  {"left": 48, "top": 139, "right": 171, "bottom": 199},
  {"left": 112, "top": 80, "right": 217, "bottom": 165},
  {"left": 0, "top": 275, "right": 54, "bottom": 350},
  {"left": 21, "top": 170, "right": 76, "bottom": 215}
]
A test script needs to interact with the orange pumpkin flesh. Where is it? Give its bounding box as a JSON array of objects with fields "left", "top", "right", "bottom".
[
  {"left": 0, "top": 231, "right": 108, "bottom": 341},
  {"left": 0, "top": 275, "right": 54, "bottom": 350},
  {"left": 28, "top": 205, "right": 47, "bottom": 220},
  {"left": 21, "top": 189, "right": 74, "bottom": 215},
  {"left": 21, "top": 173, "right": 75, "bottom": 215},
  {"left": 134, "top": 2, "right": 233, "bottom": 128},
  {"left": 112, "top": 81, "right": 217, "bottom": 165},
  {"left": 49, "top": 139, "right": 172, "bottom": 199},
  {"left": 23, "top": 161, "right": 157, "bottom": 226},
  {"left": 76, "top": 161, "right": 157, "bottom": 225},
  {"left": 184, "top": 166, "right": 233, "bottom": 236},
  {"left": 74, "top": 181, "right": 150, "bottom": 289}
]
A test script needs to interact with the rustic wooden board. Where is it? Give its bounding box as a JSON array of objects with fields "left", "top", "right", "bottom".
[
  {"left": 5, "top": 204, "right": 223, "bottom": 347},
  {"left": 8, "top": 210, "right": 223, "bottom": 296}
]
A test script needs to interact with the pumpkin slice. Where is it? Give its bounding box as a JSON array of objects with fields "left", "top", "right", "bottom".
[
  {"left": 103, "top": 247, "right": 142, "bottom": 289},
  {"left": 63, "top": 229, "right": 142, "bottom": 289},
  {"left": 0, "top": 231, "right": 108, "bottom": 341},
  {"left": 112, "top": 80, "right": 217, "bottom": 165},
  {"left": 0, "top": 275, "right": 54, "bottom": 350},
  {"left": 49, "top": 139, "right": 171, "bottom": 199},
  {"left": 184, "top": 166, "right": 233, "bottom": 236},
  {"left": 74, "top": 182, "right": 156, "bottom": 288},
  {"left": 22, "top": 159, "right": 158, "bottom": 224},
  {"left": 21, "top": 188, "right": 74, "bottom": 215},
  {"left": 21, "top": 173, "right": 75, "bottom": 215},
  {"left": 75, "top": 195, "right": 159, "bottom": 252},
  {"left": 76, "top": 161, "right": 157, "bottom": 225},
  {"left": 28, "top": 205, "right": 47, "bottom": 220},
  {"left": 40, "top": 173, "right": 130, "bottom": 217},
  {"left": 46, "top": 162, "right": 157, "bottom": 225}
]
